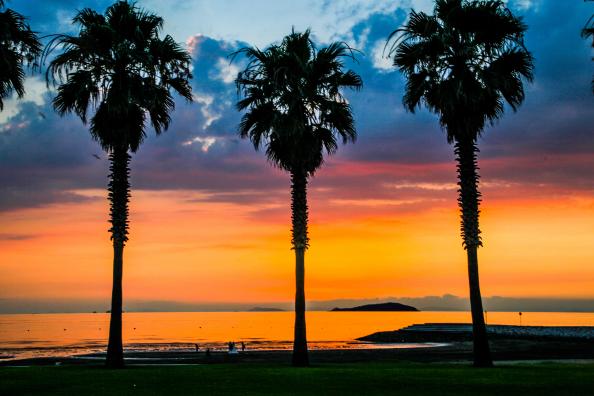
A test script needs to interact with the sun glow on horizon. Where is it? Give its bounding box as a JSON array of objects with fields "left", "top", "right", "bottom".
[{"left": 2, "top": 173, "right": 594, "bottom": 308}]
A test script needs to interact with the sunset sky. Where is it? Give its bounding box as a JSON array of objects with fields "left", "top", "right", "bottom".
[{"left": 1, "top": 0, "right": 593, "bottom": 313}]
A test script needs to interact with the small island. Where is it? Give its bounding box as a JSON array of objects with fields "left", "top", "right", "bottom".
[
  {"left": 248, "top": 307, "right": 286, "bottom": 312},
  {"left": 330, "top": 302, "right": 419, "bottom": 312}
]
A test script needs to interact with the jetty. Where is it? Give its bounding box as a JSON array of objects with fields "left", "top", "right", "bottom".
[{"left": 358, "top": 323, "right": 594, "bottom": 343}]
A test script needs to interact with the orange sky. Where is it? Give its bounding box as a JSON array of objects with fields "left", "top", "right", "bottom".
[{"left": 2, "top": 160, "right": 594, "bottom": 306}]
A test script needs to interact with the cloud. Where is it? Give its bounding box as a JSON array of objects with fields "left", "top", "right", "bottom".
[
  {"left": 0, "top": 233, "right": 38, "bottom": 241},
  {"left": 136, "top": 0, "right": 435, "bottom": 47},
  {"left": 385, "top": 182, "right": 458, "bottom": 191},
  {"left": 182, "top": 136, "right": 217, "bottom": 152},
  {"left": 507, "top": 0, "right": 540, "bottom": 12},
  {"left": 213, "top": 58, "right": 240, "bottom": 84},
  {"left": 2, "top": 294, "right": 593, "bottom": 313},
  {"left": 370, "top": 39, "right": 393, "bottom": 72},
  {"left": 0, "top": 2, "right": 591, "bottom": 214},
  {"left": 191, "top": 92, "right": 221, "bottom": 129},
  {"left": 309, "top": 294, "right": 594, "bottom": 312},
  {"left": 0, "top": 77, "right": 50, "bottom": 124},
  {"left": 14, "top": 1, "right": 113, "bottom": 37}
]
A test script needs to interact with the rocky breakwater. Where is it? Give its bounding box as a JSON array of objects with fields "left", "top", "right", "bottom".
[{"left": 358, "top": 323, "right": 594, "bottom": 343}]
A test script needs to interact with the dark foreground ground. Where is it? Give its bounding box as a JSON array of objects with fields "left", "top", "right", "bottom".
[{"left": 2, "top": 362, "right": 593, "bottom": 396}]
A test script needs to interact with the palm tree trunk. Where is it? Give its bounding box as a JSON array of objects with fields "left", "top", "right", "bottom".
[
  {"left": 105, "top": 145, "right": 130, "bottom": 369},
  {"left": 290, "top": 169, "right": 309, "bottom": 367},
  {"left": 455, "top": 137, "right": 493, "bottom": 368}
]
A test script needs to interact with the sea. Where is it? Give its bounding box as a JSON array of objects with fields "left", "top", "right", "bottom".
[{"left": 1, "top": 311, "right": 592, "bottom": 360}]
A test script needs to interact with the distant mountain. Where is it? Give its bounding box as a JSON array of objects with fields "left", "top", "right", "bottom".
[
  {"left": 330, "top": 302, "right": 419, "bottom": 312},
  {"left": 248, "top": 307, "right": 285, "bottom": 312}
]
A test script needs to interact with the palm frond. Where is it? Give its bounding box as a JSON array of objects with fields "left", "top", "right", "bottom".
[
  {"left": 0, "top": 4, "right": 42, "bottom": 108},
  {"left": 45, "top": 0, "right": 192, "bottom": 153},
  {"left": 234, "top": 30, "right": 362, "bottom": 175},
  {"left": 389, "top": 0, "right": 534, "bottom": 141}
]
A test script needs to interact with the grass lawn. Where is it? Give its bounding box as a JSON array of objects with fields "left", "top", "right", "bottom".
[{"left": 1, "top": 362, "right": 593, "bottom": 395}]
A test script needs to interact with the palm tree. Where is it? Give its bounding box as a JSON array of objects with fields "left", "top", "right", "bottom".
[
  {"left": 234, "top": 30, "right": 362, "bottom": 367},
  {"left": 0, "top": 0, "right": 41, "bottom": 109},
  {"left": 45, "top": 1, "right": 192, "bottom": 368},
  {"left": 388, "top": 0, "right": 533, "bottom": 367}
]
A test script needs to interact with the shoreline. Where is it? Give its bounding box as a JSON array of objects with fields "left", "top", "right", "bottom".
[
  {"left": 0, "top": 340, "right": 436, "bottom": 362},
  {"left": 3, "top": 323, "right": 594, "bottom": 366},
  {"left": 2, "top": 338, "right": 594, "bottom": 367}
]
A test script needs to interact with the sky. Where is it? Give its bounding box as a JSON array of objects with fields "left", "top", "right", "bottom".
[{"left": 1, "top": 0, "right": 593, "bottom": 313}]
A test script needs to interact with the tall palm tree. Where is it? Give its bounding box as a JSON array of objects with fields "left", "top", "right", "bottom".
[
  {"left": 0, "top": 0, "right": 41, "bottom": 109},
  {"left": 234, "top": 30, "right": 362, "bottom": 367},
  {"left": 45, "top": 1, "right": 192, "bottom": 368},
  {"left": 388, "top": 0, "right": 534, "bottom": 367}
]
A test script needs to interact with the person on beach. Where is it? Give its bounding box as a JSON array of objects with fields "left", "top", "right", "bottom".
[
  {"left": 241, "top": 342, "right": 246, "bottom": 352},
  {"left": 194, "top": 343, "right": 199, "bottom": 352}
]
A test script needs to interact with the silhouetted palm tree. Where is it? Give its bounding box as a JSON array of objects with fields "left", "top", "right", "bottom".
[
  {"left": 0, "top": 0, "right": 41, "bottom": 109},
  {"left": 388, "top": 0, "right": 533, "bottom": 367},
  {"left": 45, "top": 1, "right": 192, "bottom": 368},
  {"left": 234, "top": 30, "right": 362, "bottom": 367}
]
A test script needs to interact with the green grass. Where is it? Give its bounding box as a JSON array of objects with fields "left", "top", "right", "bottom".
[{"left": 1, "top": 362, "right": 593, "bottom": 396}]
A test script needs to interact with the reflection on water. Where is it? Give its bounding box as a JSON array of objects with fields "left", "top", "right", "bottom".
[{"left": 0, "top": 311, "right": 592, "bottom": 360}]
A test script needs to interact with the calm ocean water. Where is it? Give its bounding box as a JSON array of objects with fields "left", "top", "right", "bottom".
[{"left": 1, "top": 311, "right": 592, "bottom": 360}]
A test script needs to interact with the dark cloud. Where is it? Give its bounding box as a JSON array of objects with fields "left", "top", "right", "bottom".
[
  {"left": 309, "top": 294, "right": 594, "bottom": 313},
  {"left": 2, "top": 294, "right": 593, "bottom": 313},
  {"left": 0, "top": 233, "right": 37, "bottom": 241},
  {"left": 0, "top": 101, "right": 108, "bottom": 211}
]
